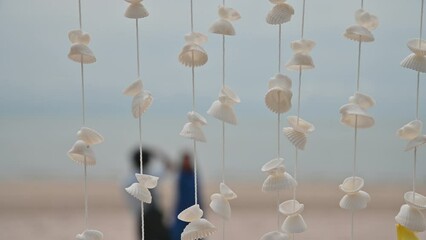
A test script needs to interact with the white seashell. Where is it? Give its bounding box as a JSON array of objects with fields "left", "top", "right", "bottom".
[
  {"left": 401, "top": 53, "right": 426, "bottom": 73},
  {"left": 266, "top": 3, "right": 294, "bottom": 25},
  {"left": 407, "top": 39, "right": 426, "bottom": 56},
  {"left": 395, "top": 204, "right": 426, "bottom": 232},
  {"left": 180, "top": 122, "right": 206, "bottom": 142},
  {"left": 286, "top": 53, "right": 314, "bottom": 71},
  {"left": 220, "top": 182, "right": 237, "bottom": 200},
  {"left": 268, "top": 73, "right": 292, "bottom": 89},
  {"left": 132, "top": 91, "right": 153, "bottom": 118},
  {"left": 209, "top": 19, "right": 235, "bottom": 36},
  {"left": 76, "top": 229, "right": 103, "bottom": 240},
  {"left": 218, "top": 6, "right": 241, "bottom": 21},
  {"left": 178, "top": 204, "right": 204, "bottom": 222},
  {"left": 261, "top": 158, "right": 284, "bottom": 173},
  {"left": 187, "top": 111, "right": 207, "bottom": 125},
  {"left": 283, "top": 127, "right": 307, "bottom": 150},
  {"left": 265, "top": 88, "right": 292, "bottom": 114},
  {"left": 339, "top": 176, "right": 364, "bottom": 194},
  {"left": 179, "top": 43, "right": 208, "bottom": 67},
  {"left": 125, "top": 2, "right": 149, "bottom": 19},
  {"left": 344, "top": 25, "right": 374, "bottom": 42},
  {"left": 184, "top": 32, "right": 208, "bottom": 45},
  {"left": 260, "top": 231, "right": 289, "bottom": 240},
  {"left": 77, "top": 127, "right": 104, "bottom": 145},
  {"left": 405, "top": 135, "right": 426, "bottom": 151},
  {"left": 69, "top": 30, "right": 91, "bottom": 45},
  {"left": 68, "top": 140, "right": 96, "bottom": 165},
  {"left": 135, "top": 174, "right": 159, "bottom": 189},
  {"left": 68, "top": 44, "right": 96, "bottom": 64},
  {"left": 397, "top": 120, "right": 423, "bottom": 140},
  {"left": 339, "top": 191, "right": 370, "bottom": 210},
  {"left": 123, "top": 79, "right": 143, "bottom": 97},
  {"left": 262, "top": 172, "right": 297, "bottom": 192},
  {"left": 125, "top": 182, "right": 152, "bottom": 203},
  {"left": 404, "top": 191, "right": 426, "bottom": 210},
  {"left": 209, "top": 193, "right": 231, "bottom": 220},
  {"left": 181, "top": 218, "right": 216, "bottom": 240},
  {"left": 355, "top": 9, "right": 379, "bottom": 31},
  {"left": 207, "top": 100, "right": 237, "bottom": 125},
  {"left": 290, "top": 39, "right": 316, "bottom": 54},
  {"left": 349, "top": 92, "right": 375, "bottom": 109},
  {"left": 279, "top": 200, "right": 304, "bottom": 216},
  {"left": 219, "top": 86, "right": 241, "bottom": 105},
  {"left": 339, "top": 103, "right": 374, "bottom": 128},
  {"left": 287, "top": 116, "right": 315, "bottom": 134},
  {"left": 281, "top": 214, "right": 307, "bottom": 234}
]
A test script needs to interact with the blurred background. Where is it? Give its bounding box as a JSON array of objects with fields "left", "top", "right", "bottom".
[{"left": 1, "top": 0, "right": 426, "bottom": 239}]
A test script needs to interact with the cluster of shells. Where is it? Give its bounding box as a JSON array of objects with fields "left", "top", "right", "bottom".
[
  {"left": 339, "top": 92, "right": 375, "bottom": 129},
  {"left": 209, "top": 183, "right": 238, "bottom": 220},
  {"left": 178, "top": 204, "right": 216, "bottom": 240},
  {"left": 344, "top": 9, "right": 379, "bottom": 42}
]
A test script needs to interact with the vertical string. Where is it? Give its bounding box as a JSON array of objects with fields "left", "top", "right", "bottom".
[
  {"left": 413, "top": 148, "right": 417, "bottom": 199},
  {"left": 420, "top": 0, "right": 424, "bottom": 41},
  {"left": 222, "top": 36, "right": 226, "bottom": 86},
  {"left": 84, "top": 157, "right": 88, "bottom": 229},
  {"left": 222, "top": 121, "right": 226, "bottom": 183},
  {"left": 416, "top": 73, "right": 420, "bottom": 120},
  {"left": 351, "top": 211, "right": 354, "bottom": 240},
  {"left": 138, "top": 115, "right": 145, "bottom": 240},
  {"left": 276, "top": 191, "right": 280, "bottom": 230},
  {"left": 297, "top": 68, "right": 302, "bottom": 124},
  {"left": 356, "top": 39, "right": 362, "bottom": 91},
  {"left": 353, "top": 117, "right": 358, "bottom": 179},
  {"left": 277, "top": 113, "right": 281, "bottom": 159},
  {"left": 78, "top": 0, "right": 82, "bottom": 30},
  {"left": 293, "top": 149, "right": 298, "bottom": 202},
  {"left": 360, "top": 0, "right": 364, "bottom": 9},
  {"left": 136, "top": 20, "right": 141, "bottom": 79},
  {"left": 81, "top": 61, "right": 86, "bottom": 126},
  {"left": 278, "top": 25, "right": 282, "bottom": 73},
  {"left": 194, "top": 140, "right": 198, "bottom": 204},
  {"left": 301, "top": 0, "right": 306, "bottom": 39},
  {"left": 190, "top": 0, "right": 194, "bottom": 32}
]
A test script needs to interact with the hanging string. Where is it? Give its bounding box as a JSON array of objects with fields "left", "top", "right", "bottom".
[
  {"left": 353, "top": 117, "right": 358, "bottom": 179},
  {"left": 301, "top": 0, "right": 306, "bottom": 39},
  {"left": 138, "top": 115, "right": 145, "bottom": 240},
  {"left": 78, "top": 0, "right": 83, "bottom": 30},
  {"left": 222, "top": 34, "right": 226, "bottom": 184},
  {"left": 276, "top": 191, "right": 280, "bottom": 229},
  {"left": 356, "top": 40, "right": 362, "bottom": 91},
  {"left": 190, "top": 0, "right": 194, "bottom": 32},
  {"left": 84, "top": 157, "right": 88, "bottom": 229},
  {"left": 360, "top": 0, "right": 364, "bottom": 9},
  {"left": 296, "top": 68, "right": 302, "bottom": 124},
  {"left": 278, "top": 25, "right": 282, "bottom": 73},
  {"left": 136, "top": 20, "right": 141, "bottom": 78},
  {"left": 194, "top": 140, "right": 198, "bottom": 204},
  {"left": 351, "top": 211, "right": 354, "bottom": 240}
]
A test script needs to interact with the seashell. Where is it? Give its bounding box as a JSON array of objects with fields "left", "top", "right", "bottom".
[
  {"left": 207, "top": 100, "right": 237, "bottom": 125},
  {"left": 209, "top": 193, "right": 231, "bottom": 220},
  {"left": 125, "top": 2, "right": 149, "bottom": 19},
  {"left": 260, "top": 231, "right": 289, "bottom": 240},
  {"left": 179, "top": 43, "right": 208, "bottom": 67},
  {"left": 178, "top": 204, "right": 204, "bottom": 222},
  {"left": 339, "top": 103, "right": 374, "bottom": 128},
  {"left": 180, "top": 122, "right": 206, "bottom": 142},
  {"left": 287, "top": 116, "right": 315, "bottom": 134},
  {"left": 268, "top": 73, "right": 292, "bottom": 89},
  {"left": 219, "top": 86, "right": 241, "bottom": 104},
  {"left": 265, "top": 88, "right": 292, "bottom": 114},
  {"left": 123, "top": 79, "right": 143, "bottom": 97},
  {"left": 405, "top": 135, "right": 426, "bottom": 151},
  {"left": 286, "top": 53, "right": 314, "bottom": 71},
  {"left": 266, "top": 3, "right": 294, "bottom": 25},
  {"left": 187, "top": 111, "right": 207, "bottom": 125},
  {"left": 339, "top": 191, "right": 370, "bottom": 210},
  {"left": 355, "top": 9, "right": 379, "bottom": 31},
  {"left": 349, "top": 92, "right": 375, "bottom": 109},
  {"left": 290, "top": 39, "right": 316, "bottom": 54},
  {"left": 125, "top": 182, "right": 152, "bottom": 203},
  {"left": 269, "top": 0, "right": 286, "bottom": 3},
  {"left": 397, "top": 120, "right": 423, "bottom": 140},
  {"left": 395, "top": 204, "right": 426, "bottom": 232},
  {"left": 220, "top": 182, "right": 237, "bottom": 200},
  {"left": 68, "top": 43, "right": 96, "bottom": 64},
  {"left": 283, "top": 127, "right": 307, "bottom": 150},
  {"left": 339, "top": 176, "right": 364, "bottom": 194},
  {"left": 401, "top": 53, "right": 426, "bottom": 73},
  {"left": 69, "top": 30, "right": 91, "bottom": 45},
  {"left": 279, "top": 200, "right": 304, "bottom": 216},
  {"left": 218, "top": 6, "right": 241, "bottom": 21},
  {"left": 404, "top": 191, "right": 426, "bottom": 210},
  {"left": 132, "top": 91, "right": 153, "bottom": 118},
  {"left": 181, "top": 218, "right": 216, "bottom": 240},
  {"left": 396, "top": 224, "right": 419, "bottom": 240},
  {"left": 407, "top": 39, "right": 426, "bottom": 56},
  {"left": 76, "top": 229, "right": 103, "bottom": 240},
  {"left": 344, "top": 25, "right": 374, "bottom": 42},
  {"left": 68, "top": 140, "right": 96, "bottom": 165},
  {"left": 262, "top": 172, "right": 297, "bottom": 192},
  {"left": 281, "top": 214, "right": 307, "bottom": 234},
  {"left": 209, "top": 19, "right": 235, "bottom": 36},
  {"left": 77, "top": 127, "right": 104, "bottom": 145},
  {"left": 184, "top": 32, "right": 208, "bottom": 45},
  {"left": 135, "top": 174, "right": 159, "bottom": 189},
  {"left": 261, "top": 158, "right": 284, "bottom": 174}
]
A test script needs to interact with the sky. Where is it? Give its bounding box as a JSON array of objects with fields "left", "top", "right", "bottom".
[{"left": 1, "top": 0, "right": 426, "bottom": 184}]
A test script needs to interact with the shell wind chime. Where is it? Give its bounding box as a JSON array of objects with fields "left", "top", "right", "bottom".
[
  {"left": 66, "top": 0, "right": 104, "bottom": 239},
  {"left": 207, "top": 1, "right": 241, "bottom": 237},
  {"left": 177, "top": 0, "right": 217, "bottom": 240},
  {"left": 122, "top": 1, "right": 157, "bottom": 240},
  {"left": 338, "top": 1, "right": 379, "bottom": 239},
  {"left": 395, "top": 0, "right": 426, "bottom": 238},
  {"left": 259, "top": 0, "right": 296, "bottom": 240}
]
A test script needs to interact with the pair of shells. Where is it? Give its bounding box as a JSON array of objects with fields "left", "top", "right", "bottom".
[
  {"left": 123, "top": 79, "right": 153, "bottom": 118},
  {"left": 179, "top": 32, "right": 208, "bottom": 67},
  {"left": 401, "top": 39, "right": 426, "bottom": 73},
  {"left": 207, "top": 85, "right": 240, "bottom": 125},
  {"left": 395, "top": 201, "right": 426, "bottom": 232},
  {"left": 76, "top": 230, "right": 103, "bottom": 240},
  {"left": 279, "top": 200, "right": 307, "bottom": 234},
  {"left": 178, "top": 204, "right": 217, "bottom": 240},
  {"left": 68, "top": 127, "right": 104, "bottom": 165},
  {"left": 339, "top": 176, "right": 371, "bottom": 211},
  {"left": 397, "top": 120, "right": 426, "bottom": 151},
  {"left": 125, "top": 173, "right": 158, "bottom": 203},
  {"left": 286, "top": 40, "right": 316, "bottom": 71},
  {"left": 265, "top": 74, "right": 292, "bottom": 114},
  {"left": 260, "top": 231, "right": 289, "bottom": 240},
  {"left": 283, "top": 116, "right": 315, "bottom": 150},
  {"left": 180, "top": 111, "right": 208, "bottom": 142},
  {"left": 266, "top": 1, "right": 294, "bottom": 25},
  {"left": 209, "top": 182, "right": 237, "bottom": 220},
  {"left": 210, "top": 5, "right": 240, "bottom": 36},
  {"left": 339, "top": 92, "right": 375, "bottom": 129},
  {"left": 261, "top": 158, "right": 297, "bottom": 192},
  {"left": 124, "top": 0, "right": 149, "bottom": 19},
  {"left": 344, "top": 9, "right": 379, "bottom": 42},
  {"left": 68, "top": 30, "right": 96, "bottom": 64}
]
